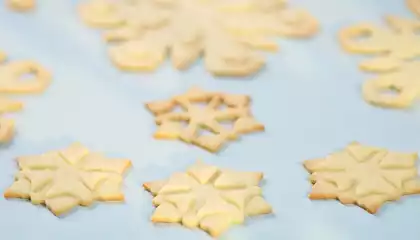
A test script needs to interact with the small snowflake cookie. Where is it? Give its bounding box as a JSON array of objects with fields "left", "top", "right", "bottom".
[
  {"left": 339, "top": 15, "right": 420, "bottom": 108},
  {"left": 78, "top": 0, "right": 318, "bottom": 77},
  {"left": 4, "top": 142, "right": 132, "bottom": 216},
  {"left": 7, "top": 0, "right": 35, "bottom": 11},
  {"left": 143, "top": 160, "right": 272, "bottom": 237},
  {"left": 303, "top": 142, "right": 420, "bottom": 214},
  {"left": 145, "top": 86, "right": 264, "bottom": 153}
]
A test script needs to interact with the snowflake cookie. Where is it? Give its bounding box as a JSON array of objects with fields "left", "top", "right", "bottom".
[
  {"left": 145, "top": 86, "right": 264, "bottom": 153},
  {"left": 4, "top": 142, "right": 132, "bottom": 216},
  {"left": 143, "top": 160, "right": 272, "bottom": 237},
  {"left": 339, "top": 15, "right": 420, "bottom": 108},
  {"left": 303, "top": 142, "right": 420, "bottom": 214},
  {"left": 78, "top": 0, "right": 318, "bottom": 77}
]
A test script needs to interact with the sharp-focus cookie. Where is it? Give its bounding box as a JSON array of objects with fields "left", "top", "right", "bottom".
[
  {"left": 145, "top": 86, "right": 264, "bottom": 153},
  {"left": 4, "top": 143, "right": 132, "bottom": 216},
  {"left": 143, "top": 160, "right": 272, "bottom": 237}
]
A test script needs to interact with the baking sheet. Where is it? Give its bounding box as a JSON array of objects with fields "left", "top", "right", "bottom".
[{"left": 1, "top": 0, "right": 420, "bottom": 239}]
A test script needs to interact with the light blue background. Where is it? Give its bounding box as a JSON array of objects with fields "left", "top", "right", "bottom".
[{"left": 0, "top": 0, "right": 420, "bottom": 239}]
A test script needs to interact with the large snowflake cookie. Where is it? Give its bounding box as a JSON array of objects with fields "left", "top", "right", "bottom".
[
  {"left": 4, "top": 142, "right": 132, "bottom": 216},
  {"left": 78, "top": 0, "right": 318, "bottom": 77},
  {"left": 303, "top": 142, "right": 420, "bottom": 214},
  {"left": 145, "top": 86, "right": 264, "bottom": 153},
  {"left": 339, "top": 15, "right": 420, "bottom": 108},
  {"left": 143, "top": 160, "right": 272, "bottom": 237}
]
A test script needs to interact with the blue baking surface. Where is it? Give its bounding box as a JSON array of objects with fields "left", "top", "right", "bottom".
[{"left": 1, "top": 0, "right": 420, "bottom": 239}]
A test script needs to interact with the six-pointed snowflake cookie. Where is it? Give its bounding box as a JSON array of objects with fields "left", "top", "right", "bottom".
[
  {"left": 78, "top": 0, "right": 318, "bottom": 76},
  {"left": 145, "top": 86, "right": 265, "bottom": 152},
  {"left": 4, "top": 142, "right": 132, "bottom": 216},
  {"left": 339, "top": 15, "right": 420, "bottom": 108},
  {"left": 143, "top": 160, "right": 272, "bottom": 237},
  {"left": 303, "top": 142, "right": 420, "bottom": 214}
]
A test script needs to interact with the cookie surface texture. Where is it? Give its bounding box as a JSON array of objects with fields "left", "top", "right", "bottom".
[
  {"left": 303, "top": 142, "right": 420, "bottom": 214},
  {"left": 143, "top": 160, "right": 272, "bottom": 237},
  {"left": 145, "top": 86, "right": 264, "bottom": 152},
  {"left": 4, "top": 142, "right": 132, "bottom": 216},
  {"left": 79, "top": 0, "right": 318, "bottom": 76},
  {"left": 339, "top": 15, "right": 420, "bottom": 108}
]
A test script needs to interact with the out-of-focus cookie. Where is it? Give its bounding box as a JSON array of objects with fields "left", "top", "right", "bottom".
[
  {"left": 303, "top": 142, "right": 420, "bottom": 214},
  {"left": 7, "top": 0, "right": 35, "bottom": 11}
]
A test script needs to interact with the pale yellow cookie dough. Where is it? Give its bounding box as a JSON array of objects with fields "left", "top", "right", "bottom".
[
  {"left": 0, "top": 51, "right": 7, "bottom": 63},
  {"left": 4, "top": 143, "right": 132, "bottom": 216},
  {"left": 407, "top": 0, "right": 420, "bottom": 17},
  {"left": 143, "top": 160, "right": 272, "bottom": 237},
  {"left": 7, "top": 0, "right": 35, "bottom": 11},
  {"left": 339, "top": 15, "right": 420, "bottom": 108},
  {"left": 303, "top": 142, "right": 420, "bottom": 214},
  {"left": 0, "top": 60, "right": 51, "bottom": 94},
  {"left": 79, "top": 0, "right": 318, "bottom": 77},
  {"left": 0, "top": 118, "right": 15, "bottom": 143},
  {"left": 145, "top": 86, "right": 265, "bottom": 153},
  {"left": 0, "top": 97, "right": 23, "bottom": 113}
]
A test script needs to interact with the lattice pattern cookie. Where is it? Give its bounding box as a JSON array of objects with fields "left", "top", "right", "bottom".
[
  {"left": 143, "top": 160, "right": 272, "bottom": 237},
  {"left": 339, "top": 15, "right": 420, "bottom": 108},
  {"left": 303, "top": 142, "right": 420, "bottom": 214},
  {"left": 4, "top": 143, "right": 132, "bottom": 216},
  {"left": 78, "top": 0, "right": 318, "bottom": 77},
  {"left": 145, "top": 87, "right": 264, "bottom": 152}
]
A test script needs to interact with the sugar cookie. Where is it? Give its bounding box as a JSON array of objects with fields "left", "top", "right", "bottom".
[
  {"left": 4, "top": 143, "right": 132, "bottom": 216},
  {"left": 143, "top": 160, "right": 272, "bottom": 237},
  {"left": 407, "top": 0, "right": 420, "bottom": 17},
  {"left": 0, "top": 51, "right": 6, "bottom": 63},
  {"left": 0, "top": 118, "right": 15, "bottom": 143},
  {"left": 78, "top": 0, "right": 126, "bottom": 28},
  {"left": 0, "top": 60, "right": 51, "bottom": 94},
  {"left": 303, "top": 142, "right": 420, "bottom": 214},
  {"left": 0, "top": 97, "right": 23, "bottom": 113},
  {"left": 80, "top": 0, "right": 318, "bottom": 76},
  {"left": 145, "top": 86, "right": 264, "bottom": 152},
  {"left": 339, "top": 15, "right": 420, "bottom": 108},
  {"left": 7, "top": 0, "right": 35, "bottom": 11}
]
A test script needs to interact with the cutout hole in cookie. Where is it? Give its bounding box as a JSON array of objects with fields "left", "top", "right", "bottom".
[
  {"left": 380, "top": 87, "right": 401, "bottom": 96},
  {"left": 172, "top": 105, "right": 185, "bottom": 113},
  {"left": 18, "top": 72, "right": 37, "bottom": 82},
  {"left": 352, "top": 30, "right": 373, "bottom": 42},
  {"left": 198, "top": 127, "right": 216, "bottom": 136},
  {"left": 218, "top": 120, "right": 234, "bottom": 131}
]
